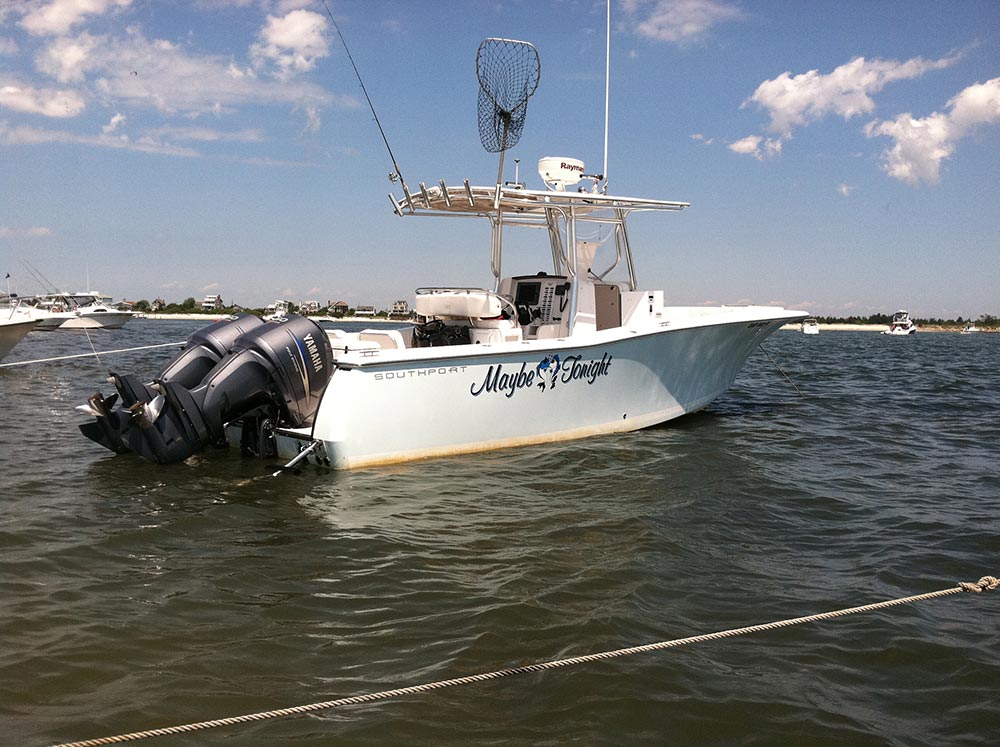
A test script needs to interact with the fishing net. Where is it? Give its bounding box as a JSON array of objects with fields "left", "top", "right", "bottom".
[{"left": 475, "top": 38, "right": 541, "bottom": 153}]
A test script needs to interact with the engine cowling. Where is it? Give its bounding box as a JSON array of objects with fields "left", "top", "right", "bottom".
[{"left": 79, "top": 314, "right": 334, "bottom": 464}]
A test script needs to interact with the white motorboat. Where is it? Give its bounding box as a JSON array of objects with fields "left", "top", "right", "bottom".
[
  {"left": 0, "top": 314, "right": 38, "bottom": 361},
  {"left": 6, "top": 293, "right": 132, "bottom": 330},
  {"left": 55, "top": 293, "right": 133, "bottom": 329},
  {"left": 960, "top": 322, "right": 981, "bottom": 334},
  {"left": 77, "top": 36, "right": 806, "bottom": 469},
  {"left": 6, "top": 298, "right": 77, "bottom": 329},
  {"left": 800, "top": 317, "right": 820, "bottom": 335},
  {"left": 882, "top": 310, "right": 917, "bottom": 335}
]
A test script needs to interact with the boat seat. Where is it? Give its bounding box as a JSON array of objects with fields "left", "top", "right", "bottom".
[
  {"left": 414, "top": 288, "right": 504, "bottom": 320},
  {"left": 358, "top": 329, "right": 408, "bottom": 350}
]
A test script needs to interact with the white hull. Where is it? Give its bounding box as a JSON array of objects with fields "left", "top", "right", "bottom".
[
  {"left": 274, "top": 311, "right": 792, "bottom": 469},
  {"left": 58, "top": 310, "right": 133, "bottom": 329},
  {"left": 0, "top": 318, "right": 38, "bottom": 360}
]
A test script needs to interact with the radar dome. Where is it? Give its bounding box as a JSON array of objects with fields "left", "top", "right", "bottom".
[{"left": 538, "top": 157, "right": 585, "bottom": 191}]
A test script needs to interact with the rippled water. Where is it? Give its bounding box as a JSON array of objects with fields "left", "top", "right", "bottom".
[{"left": 2, "top": 321, "right": 997, "bottom": 746}]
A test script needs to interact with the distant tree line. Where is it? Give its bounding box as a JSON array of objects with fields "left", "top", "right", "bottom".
[
  {"left": 134, "top": 298, "right": 395, "bottom": 318},
  {"left": 813, "top": 313, "right": 998, "bottom": 328}
]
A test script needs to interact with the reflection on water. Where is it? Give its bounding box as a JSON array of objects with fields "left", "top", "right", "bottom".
[{"left": 1, "top": 322, "right": 998, "bottom": 745}]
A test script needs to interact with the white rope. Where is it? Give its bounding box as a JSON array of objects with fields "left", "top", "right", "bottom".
[
  {"left": 760, "top": 343, "right": 805, "bottom": 397},
  {"left": 0, "top": 342, "right": 184, "bottom": 369},
  {"left": 50, "top": 575, "right": 997, "bottom": 747}
]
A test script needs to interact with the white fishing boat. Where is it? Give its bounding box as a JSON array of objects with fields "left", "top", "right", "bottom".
[
  {"left": 77, "top": 36, "right": 805, "bottom": 469},
  {"left": 882, "top": 310, "right": 916, "bottom": 335},
  {"left": 800, "top": 317, "right": 820, "bottom": 335},
  {"left": 6, "top": 297, "right": 76, "bottom": 329},
  {"left": 0, "top": 314, "right": 38, "bottom": 361},
  {"left": 960, "top": 322, "right": 981, "bottom": 334},
  {"left": 7, "top": 292, "right": 132, "bottom": 330},
  {"left": 50, "top": 293, "right": 133, "bottom": 329}
]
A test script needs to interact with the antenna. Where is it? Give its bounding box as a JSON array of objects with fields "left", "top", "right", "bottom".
[
  {"left": 603, "top": 0, "right": 610, "bottom": 192},
  {"left": 475, "top": 38, "right": 541, "bottom": 191}
]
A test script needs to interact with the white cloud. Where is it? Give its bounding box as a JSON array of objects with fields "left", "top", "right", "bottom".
[
  {"left": 20, "top": 0, "right": 133, "bottom": 37},
  {"left": 746, "top": 54, "right": 960, "bottom": 137},
  {"left": 251, "top": 9, "right": 329, "bottom": 79},
  {"left": 0, "top": 37, "right": 19, "bottom": 56},
  {"left": 202, "top": 282, "right": 220, "bottom": 292},
  {"left": 837, "top": 183, "right": 854, "bottom": 197},
  {"left": 622, "top": 0, "right": 744, "bottom": 43},
  {"left": 35, "top": 32, "right": 100, "bottom": 83},
  {"left": 0, "top": 120, "right": 199, "bottom": 156},
  {"left": 728, "top": 134, "right": 782, "bottom": 160},
  {"left": 32, "top": 27, "right": 343, "bottom": 119},
  {"left": 139, "top": 124, "right": 265, "bottom": 143},
  {"left": 864, "top": 77, "right": 1000, "bottom": 185},
  {"left": 0, "top": 81, "right": 86, "bottom": 117},
  {"left": 0, "top": 225, "right": 53, "bottom": 238},
  {"left": 102, "top": 112, "right": 124, "bottom": 133},
  {"left": 690, "top": 132, "right": 714, "bottom": 145}
]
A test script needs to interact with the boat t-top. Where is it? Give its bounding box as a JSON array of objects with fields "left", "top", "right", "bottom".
[
  {"left": 882, "top": 310, "right": 917, "bottom": 335},
  {"left": 77, "top": 36, "right": 806, "bottom": 470}
]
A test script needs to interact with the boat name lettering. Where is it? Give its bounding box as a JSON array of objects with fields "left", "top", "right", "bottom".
[
  {"left": 374, "top": 366, "right": 468, "bottom": 381},
  {"left": 560, "top": 353, "right": 612, "bottom": 385},
  {"left": 470, "top": 353, "right": 612, "bottom": 399}
]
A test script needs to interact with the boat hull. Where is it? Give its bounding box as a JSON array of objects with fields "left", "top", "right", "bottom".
[
  {"left": 59, "top": 311, "right": 133, "bottom": 329},
  {"left": 0, "top": 318, "right": 38, "bottom": 361},
  {"left": 284, "top": 317, "right": 788, "bottom": 469}
]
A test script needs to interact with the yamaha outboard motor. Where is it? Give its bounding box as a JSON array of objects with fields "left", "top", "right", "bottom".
[
  {"left": 79, "top": 314, "right": 333, "bottom": 464},
  {"left": 79, "top": 314, "right": 265, "bottom": 454}
]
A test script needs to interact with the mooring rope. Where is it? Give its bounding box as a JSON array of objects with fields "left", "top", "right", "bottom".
[
  {"left": 760, "top": 343, "right": 805, "bottom": 397},
  {"left": 50, "top": 575, "right": 997, "bottom": 747},
  {"left": 0, "top": 342, "right": 184, "bottom": 369}
]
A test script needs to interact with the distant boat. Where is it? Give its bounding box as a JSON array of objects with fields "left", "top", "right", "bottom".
[
  {"left": 800, "top": 317, "right": 819, "bottom": 335},
  {"left": 882, "top": 310, "right": 916, "bottom": 335},
  {"left": 960, "top": 322, "right": 981, "bottom": 334},
  {"left": 35, "top": 292, "right": 133, "bottom": 330}
]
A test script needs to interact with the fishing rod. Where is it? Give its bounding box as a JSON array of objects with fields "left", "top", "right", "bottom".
[{"left": 317, "top": 0, "right": 410, "bottom": 197}]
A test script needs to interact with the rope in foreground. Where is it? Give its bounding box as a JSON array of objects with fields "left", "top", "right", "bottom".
[
  {"left": 52, "top": 575, "right": 998, "bottom": 747},
  {"left": 0, "top": 342, "right": 185, "bottom": 369}
]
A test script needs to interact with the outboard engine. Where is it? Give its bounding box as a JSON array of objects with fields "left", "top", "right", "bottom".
[
  {"left": 79, "top": 314, "right": 265, "bottom": 454},
  {"left": 79, "top": 314, "right": 334, "bottom": 464}
]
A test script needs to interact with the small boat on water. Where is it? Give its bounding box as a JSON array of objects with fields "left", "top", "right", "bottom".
[
  {"left": 882, "top": 310, "right": 917, "bottom": 335},
  {"left": 800, "top": 317, "right": 819, "bottom": 335},
  {"left": 960, "top": 322, "right": 981, "bottom": 334},
  {"left": 76, "top": 36, "right": 805, "bottom": 470},
  {"left": 12, "top": 292, "right": 133, "bottom": 330}
]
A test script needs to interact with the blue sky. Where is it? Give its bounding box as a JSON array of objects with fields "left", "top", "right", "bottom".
[{"left": 1, "top": 0, "right": 998, "bottom": 318}]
